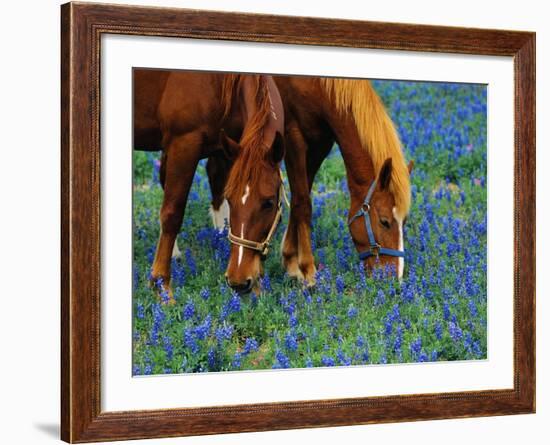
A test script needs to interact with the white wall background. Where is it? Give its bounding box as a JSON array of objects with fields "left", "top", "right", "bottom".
[{"left": 0, "top": 0, "right": 545, "bottom": 444}]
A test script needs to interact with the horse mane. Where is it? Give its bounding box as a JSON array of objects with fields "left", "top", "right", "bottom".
[
  {"left": 222, "top": 74, "right": 273, "bottom": 200},
  {"left": 320, "top": 78, "right": 411, "bottom": 219}
]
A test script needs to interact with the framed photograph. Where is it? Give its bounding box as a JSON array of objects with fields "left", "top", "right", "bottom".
[{"left": 61, "top": 2, "right": 535, "bottom": 442}]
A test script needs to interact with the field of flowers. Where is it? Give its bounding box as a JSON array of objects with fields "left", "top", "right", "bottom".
[{"left": 132, "top": 80, "right": 487, "bottom": 375}]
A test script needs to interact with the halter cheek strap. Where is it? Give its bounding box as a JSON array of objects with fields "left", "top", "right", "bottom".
[
  {"left": 348, "top": 178, "right": 405, "bottom": 260},
  {"left": 228, "top": 170, "right": 289, "bottom": 258}
]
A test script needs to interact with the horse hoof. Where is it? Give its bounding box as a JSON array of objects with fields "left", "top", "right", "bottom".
[
  {"left": 149, "top": 276, "right": 175, "bottom": 305},
  {"left": 283, "top": 256, "right": 304, "bottom": 280}
]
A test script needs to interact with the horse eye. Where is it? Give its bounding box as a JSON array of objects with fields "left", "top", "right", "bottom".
[
  {"left": 380, "top": 218, "right": 391, "bottom": 229},
  {"left": 262, "top": 199, "right": 275, "bottom": 210}
]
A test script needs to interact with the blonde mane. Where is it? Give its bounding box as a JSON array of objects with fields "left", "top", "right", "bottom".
[
  {"left": 222, "top": 74, "right": 273, "bottom": 200},
  {"left": 320, "top": 78, "right": 411, "bottom": 219}
]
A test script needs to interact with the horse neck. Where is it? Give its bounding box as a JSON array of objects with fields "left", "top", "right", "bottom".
[{"left": 325, "top": 109, "right": 376, "bottom": 204}]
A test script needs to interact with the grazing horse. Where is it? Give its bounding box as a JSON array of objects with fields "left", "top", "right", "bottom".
[
  {"left": 133, "top": 70, "right": 284, "bottom": 300},
  {"left": 207, "top": 75, "right": 412, "bottom": 286}
]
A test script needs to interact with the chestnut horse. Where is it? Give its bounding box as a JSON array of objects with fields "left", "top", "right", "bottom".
[
  {"left": 207, "top": 75, "right": 412, "bottom": 286},
  {"left": 134, "top": 70, "right": 284, "bottom": 300}
]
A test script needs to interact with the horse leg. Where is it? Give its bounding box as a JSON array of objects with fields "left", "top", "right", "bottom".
[
  {"left": 206, "top": 155, "right": 230, "bottom": 230},
  {"left": 282, "top": 124, "right": 316, "bottom": 285},
  {"left": 158, "top": 150, "right": 183, "bottom": 260},
  {"left": 151, "top": 132, "right": 201, "bottom": 302}
]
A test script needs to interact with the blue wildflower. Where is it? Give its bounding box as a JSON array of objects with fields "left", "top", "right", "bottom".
[
  {"left": 284, "top": 332, "right": 298, "bottom": 351},
  {"left": 243, "top": 338, "right": 259, "bottom": 355},
  {"left": 199, "top": 287, "right": 210, "bottom": 301},
  {"left": 183, "top": 299, "right": 195, "bottom": 320},
  {"left": 347, "top": 305, "right": 358, "bottom": 319}
]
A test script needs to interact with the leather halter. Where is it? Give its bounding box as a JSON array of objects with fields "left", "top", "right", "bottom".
[
  {"left": 348, "top": 178, "right": 405, "bottom": 260},
  {"left": 228, "top": 170, "right": 289, "bottom": 258}
]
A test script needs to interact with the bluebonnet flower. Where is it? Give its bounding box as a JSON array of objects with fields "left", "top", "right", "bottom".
[
  {"left": 394, "top": 325, "right": 403, "bottom": 353},
  {"left": 410, "top": 337, "right": 422, "bottom": 359},
  {"left": 347, "top": 305, "right": 358, "bottom": 319},
  {"left": 215, "top": 324, "right": 233, "bottom": 343},
  {"left": 136, "top": 303, "right": 145, "bottom": 319},
  {"left": 232, "top": 352, "right": 242, "bottom": 369},
  {"left": 150, "top": 303, "right": 164, "bottom": 346},
  {"left": 289, "top": 313, "right": 298, "bottom": 328},
  {"left": 221, "top": 294, "right": 241, "bottom": 320},
  {"left": 243, "top": 338, "right": 259, "bottom": 355},
  {"left": 163, "top": 335, "right": 173, "bottom": 361},
  {"left": 260, "top": 275, "right": 272, "bottom": 292},
  {"left": 384, "top": 317, "right": 393, "bottom": 336},
  {"left": 195, "top": 314, "right": 212, "bottom": 340},
  {"left": 374, "top": 289, "right": 386, "bottom": 306},
  {"left": 337, "top": 350, "right": 352, "bottom": 366},
  {"left": 273, "top": 350, "right": 291, "bottom": 369},
  {"left": 183, "top": 299, "right": 195, "bottom": 320},
  {"left": 199, "top": 287, "right": 210, "bottom": 301},
  {"left": 183, "top": 327, "right": 198, "bottom": 353},
  {"left": 443, "top": 301, "right": 450, "bottom": 321},
  {"left": 435, "top": 321, "right": 443, "bottom": 340},
  {"left": 336, "top": 275, "right": 345, "bottom": 294},
  {"left": 468, "top": 299, "right": 478, "bottom": 317},
  {"left": 321, "top": 355, "right": 335, "bottom": 367},
  {"left": 336, "top": 250, "right": 347, "bottom": 271},
  {"left": 303, "top": 288, "right": 313, "bottom": 304},
  {"left": 401, "top": 281, "right": 414, "bottom": 303},
  {"left": 184, "top": 248, "right": 197, "bottom": 276},
  {"left": 284, "top": 332, "right": 298, "bottom": 352},
  {"left": 448, "top": 321, "right": 463, "bottom": 342},
  {"left": 207, "top": 347, "right": 217, "bottom": 369}
]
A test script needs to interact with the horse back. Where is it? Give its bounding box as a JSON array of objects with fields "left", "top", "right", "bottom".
[{"left": 133, "top": 69, "right": 170, "bottom": 150}]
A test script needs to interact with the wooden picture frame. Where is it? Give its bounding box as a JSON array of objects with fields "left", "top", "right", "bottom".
[{"left": 61, "top": 2, "right": 535, "bottom": 442}]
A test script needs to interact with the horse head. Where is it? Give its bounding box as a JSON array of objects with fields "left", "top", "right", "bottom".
[
  {"left": 220, "top": 75, "right": 285, "bottom": 294},
  {"left": 348, "top": 158, "right": 413, "bottom": 279}
]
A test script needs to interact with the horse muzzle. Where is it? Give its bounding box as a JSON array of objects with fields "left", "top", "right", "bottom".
[{"left": 226, "top": 276, "right": 254, "bottom": 295}]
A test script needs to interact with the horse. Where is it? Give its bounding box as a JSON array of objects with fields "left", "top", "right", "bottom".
[
  {"left": 207, "top": 75, "right": 412, "bottom": 287},
  {"left": 133, "top": 70, "right": 285, "bottom": 301}
]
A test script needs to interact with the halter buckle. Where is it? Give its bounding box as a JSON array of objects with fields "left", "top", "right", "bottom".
[{"left": 369, "top": 243, "right": 381, "bottom": 258}]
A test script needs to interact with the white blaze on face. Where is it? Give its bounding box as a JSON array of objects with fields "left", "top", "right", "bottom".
[
  {"left": 393, "top": 207, "right": 404, "bottom": 279},
  {"left": 237, "top": 223, "right": 244, "bottom": 267},
  {"left": 241, "top": 184, "right": 250, "bottom": 205},
  {"left": 236, "top": 183, "right": 251, "bottom": 267}
]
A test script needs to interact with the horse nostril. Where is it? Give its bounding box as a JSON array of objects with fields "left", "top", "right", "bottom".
[{"left": 228, "top": 279, "right": 253, "bottom": 294}]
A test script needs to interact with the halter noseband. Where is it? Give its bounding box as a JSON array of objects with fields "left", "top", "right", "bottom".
[
  {"left": 228, "top": 170, "right": 289, "bottom": 258},
  {"left": 348, "top": 178, "right": 405, "bottom": 261}
]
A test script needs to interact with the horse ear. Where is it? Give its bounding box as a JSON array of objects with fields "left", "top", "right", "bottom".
[
  {"left": 407, "top": 160, "right": 415, "bottom": 174},
  {"left": 268, "top": 132, "right": 285, "bottom": 165},
  {"left": 379, "top": 158, "right": 393, "bottom": 190},
  {"left": 218, "top": 129, "right": 240, "bottom": 160}
]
